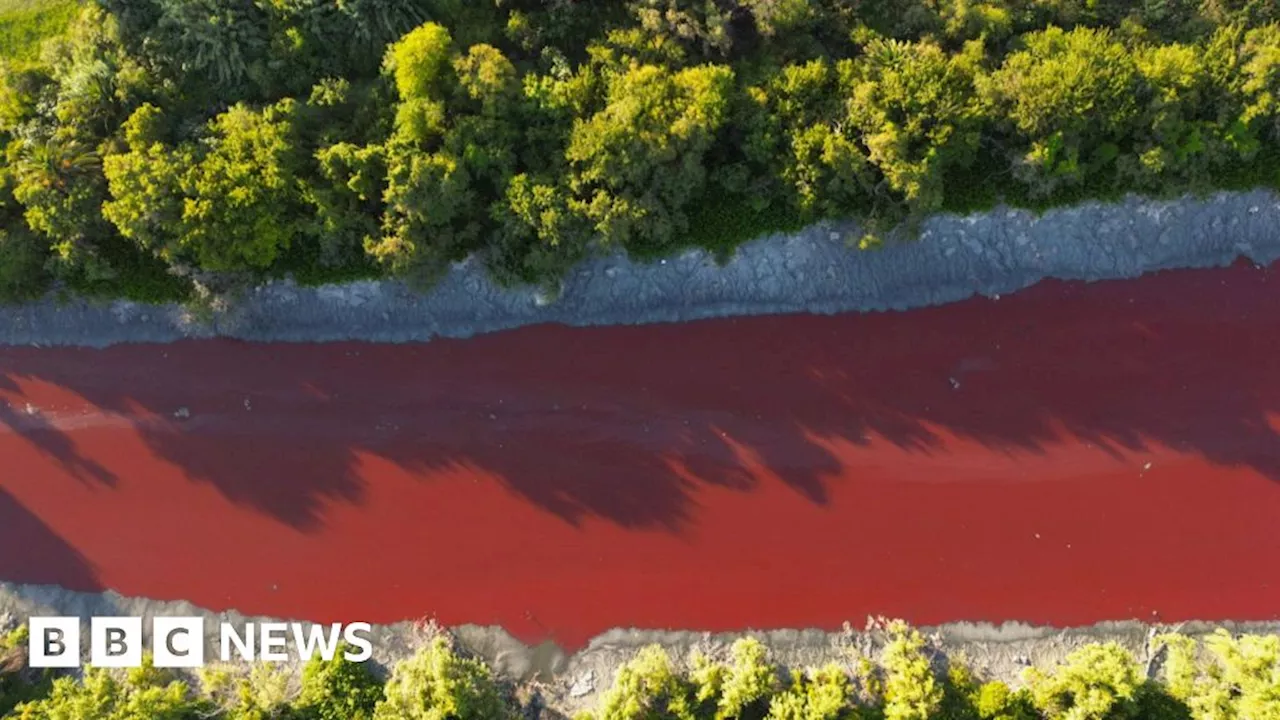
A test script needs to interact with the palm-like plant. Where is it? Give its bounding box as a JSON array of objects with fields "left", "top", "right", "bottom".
[
  {"left": 15, "top": 137, "right": 101, "bottom": 192},
  {"left": 339, "top": 0, "right": 427, "bottom": 50},
  {"left": 154, "top": 0, "right": 269, "bottom": 89}
]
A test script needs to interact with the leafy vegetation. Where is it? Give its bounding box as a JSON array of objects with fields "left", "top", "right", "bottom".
[
  {"left": 3, "top": 0, "right": 1280, "bottom": 303},
  {"left": 0, "top": 0, "right": 79, "bottom": 64},
  {"left": 3, "top": 621, "right": 1280, "bottom": 719}
]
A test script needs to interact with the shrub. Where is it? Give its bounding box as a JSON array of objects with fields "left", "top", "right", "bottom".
[
  {"left": 1155, "top": 629, "right": 1280, "bottom": 720},
  {"left": 582, "top": 645, "right": 697, "bottom": 720},
  {"left": 9, "top": 655, "right": 209, "bottom": 719},
  {"left": 1024, "top": 643, "right": 1142, "bottom": 720},
  {"left": 689, "top": 637, "right": 780, "bottom": 719},
  {"left": 295, "top": 645, "right": 384, "bottom": 720},
  {"left": 373, "top": 636, "right": 509, "bottom": 720},
  {"left": 766, "top": 663, "right": 853, "bottom": 720},
  {"left": 880, "top": 620, "right": 944, "bottom": 720}
]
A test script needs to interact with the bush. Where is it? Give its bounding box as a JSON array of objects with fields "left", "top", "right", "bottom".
[
  {"left": 3, "top": 623, "right": 1280, "bottom": 720},
  {"left": 373, "top": 636, "right": 509, "bottom": 720},
  {"left": 879, "top": 620, "right": 944, "bottom": 720},
  {"left": 581, "top": 645, "right": 695, "bottom": 720},
  {"left": 9, "top": 655, "right": 209, "bottom": 719},
  {"left": 1, "top": 626, "right": 52, "bottom": 716},
  {"left": 766, "top": 663, "right": 853, "bottom": 720},
  {"left": 1024, "top": 643, "right": 1143, "bottom": 720},
  {"left": 295, "top": 645, "right": 383, "bottom": 720}
]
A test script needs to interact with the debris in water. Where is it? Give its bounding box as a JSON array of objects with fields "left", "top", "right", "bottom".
[
  {"left": 173, "top": 407, "right": 190, "bottom": 419},
  {"left": 949, "top": 377, "right": 961, "bottom": 390}
]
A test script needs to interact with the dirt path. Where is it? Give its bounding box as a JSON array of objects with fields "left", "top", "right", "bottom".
[{"left": 2, "top": 261, "right": 1279, "bottom": 650}]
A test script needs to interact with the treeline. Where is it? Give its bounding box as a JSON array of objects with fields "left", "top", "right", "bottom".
[
  {"left": 2, "top": 0, "right": 1280, "bottom": 304},
  {"left": 4, "top": 619, "right": 1280, "bottom": 719}
]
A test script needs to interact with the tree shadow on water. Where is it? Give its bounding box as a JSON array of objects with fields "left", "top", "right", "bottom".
[
  {"left": 1, "top": 260, "right": 1279, "bottom": 534},
  {"left": 0, "top": 488, "right": 101, "bottom": 592},
  {"left": 0, "top": 388, "right": 116, "bottom": 488}
]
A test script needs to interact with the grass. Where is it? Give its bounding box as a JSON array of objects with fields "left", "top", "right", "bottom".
[{"left": 0, "top": 0, "right": 80, "bottom": 64}]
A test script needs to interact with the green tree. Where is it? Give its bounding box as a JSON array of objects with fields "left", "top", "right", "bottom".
[
  {"left": 150, "top": 0, "right": 271, "bottom": 95},
  {"left": 687, "top": 637, "right": 779, "bottom": 719},
  {"left": 746, "top": 0, "right": 817, "bottom": 39},
  {"left": 373, "top": 636, "right": 510, "bottom": 720},
  {"left": 371, "top": 24, "right": 534, "bottom": 283},
  {"left": 629, "top": 0, "right": 737, "bottom": 60},
  {"left": 7, "top": 133, "right": 114, "bottom": 279},
  {"left": 182, "top": 100, "right": 307, "bottom": 270},
  {"left": 386, "top": 22, "right": 455, "bottom": 103},
  {"left": 1128, "top": 41, "right": 1231, "bottom": 187},
  {"left": 296, "top": 644, "right": 385, "bottom": 720},
  {"left": 1155, "top": 630, "right": 1280, "bottom": 720},
  {"left": 581, "top": 645, "right": 698, "bottom": 720},
  {"left": 101, "top": 103, "right": 189, "bottom": 262},
  {"left": 20, "top": 5, "right": 152, "bottom": 142},
  {"left": 1025, "top": 642, "right": 1143, "bottom": 720},
  {"left": 305, "top": 140, "right": 386, "bottom": 268},
  {"left": 847, "top": 38, "right": 987, "bottom": 212},
  {"left": 765, "top": 664, "right": 853, "bottom": 720},
  {"left": 372, "top": 144, "right": 480, "bottom": 279},
  {"left": 103, "top": 100, "right": 307, "bottom": 272},
  {"left": 10, "top": 658, "right": 208, "bottom": 720},
  {"left": 446, "top": 44, "right": 522, "bottom": 192},
  {"left": 880, "top": 620, "right": 944, "bottom": 720},
  {"left": 488, "top": 173, "right": 589, "bottom": 285},
  {"left": 979, "top": 26, "right": 1142, "bottom": 195},
  {"left": 972, "top": 679, "right": 1039, "bottom": 720},
  {"left": 744, "top": 59, "right": 875, "bottom": 217},
  {"left": 566, "top": 61, "right": 735, "bottom": 253},
  {"left": 1239, "top": 24, "right": 1280, "bottom": 145},
  {"left": 272, "top": 0, "right": 427, "bottom": 78}
]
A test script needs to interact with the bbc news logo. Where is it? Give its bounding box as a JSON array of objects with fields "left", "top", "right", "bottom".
[{"left": 28, "top": 617, "right": 374, "bottom": 668}]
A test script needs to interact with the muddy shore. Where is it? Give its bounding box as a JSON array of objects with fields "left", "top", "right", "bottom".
[{"left": 3, "top": 191, "right": 1280, "bottom": 348}]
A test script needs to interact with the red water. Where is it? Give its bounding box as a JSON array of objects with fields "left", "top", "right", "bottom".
[{"left": 2, "top": 262, "right": 1280, "bottom": 649}]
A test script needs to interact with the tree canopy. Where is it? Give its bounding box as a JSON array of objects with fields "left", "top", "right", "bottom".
[{"left": 2, "top": 0, "right": 1280, "bottom": 302}]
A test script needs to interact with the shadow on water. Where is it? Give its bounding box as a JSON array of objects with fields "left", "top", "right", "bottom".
[
  {"left": 1, "top": 260, "right": 1279, "bottom": 534},
  {"left": 0, "top": 488, "right": 100, "bottom": 592}
]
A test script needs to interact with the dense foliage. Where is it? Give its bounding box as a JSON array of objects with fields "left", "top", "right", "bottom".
[
  {"left": 3, "top": 621, "right": 1280, "bottom": 719},
  {"left": 0, "top": 0, "right": 78, "bottom": 64},
  {"left": 3, "top": 0, "right": 1280, "bottom": 302}
]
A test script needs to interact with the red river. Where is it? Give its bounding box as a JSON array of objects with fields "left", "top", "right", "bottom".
[{"left": 2, "top": 262, "right": 1279, "bottom": 649}]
